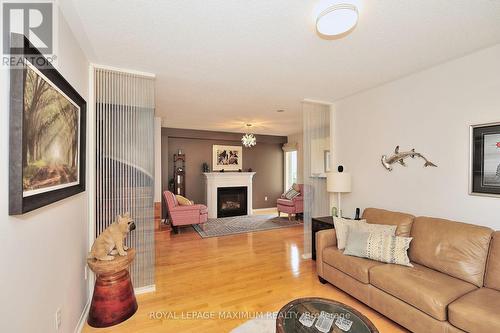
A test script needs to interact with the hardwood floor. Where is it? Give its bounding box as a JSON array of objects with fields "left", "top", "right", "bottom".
[{"left": 83, "top": 222, "right": 407, "bottom": 333}]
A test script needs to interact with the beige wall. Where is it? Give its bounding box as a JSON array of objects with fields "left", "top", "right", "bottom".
[
  {"left": 333, "top": 44, "right": 500, "bottom": 230},
  {"left": 162, "top": 128, "right": 286, "bottom": 214},
  {"left": 0, "top": 9, "right": 90, "bottom": 333}
]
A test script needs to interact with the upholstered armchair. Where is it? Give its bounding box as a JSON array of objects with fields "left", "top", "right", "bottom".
[
  {"left": 277, "top": 184, "right": 304, "bottom": 221},
  {"left": 163, "top": 191, "right": 208, "bottom": 232}
]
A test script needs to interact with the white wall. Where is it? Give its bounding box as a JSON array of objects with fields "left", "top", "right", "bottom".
[
  {"left": 333, "top": 44, "right": 500, "bottom": 230},
  {"left": 287, "top": 132, "right": 304, "bottom": 183},
  {"left": 0, "top": 8, "right": 90, "bottom": 333}
]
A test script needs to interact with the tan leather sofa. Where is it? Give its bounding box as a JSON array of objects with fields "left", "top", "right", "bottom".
[{"left": 316, "top": 208, "right": 500, "bottom": 333}]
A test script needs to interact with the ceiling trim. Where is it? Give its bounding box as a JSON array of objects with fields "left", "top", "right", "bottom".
[
  {"left": 91, "top": 63, "right": 156, "bottom": 78},
  {"left": 302, "top": 98, "right": 334, "bottom": 106}
]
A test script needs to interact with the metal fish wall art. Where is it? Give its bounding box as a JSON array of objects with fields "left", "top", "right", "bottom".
[{"left": 381, "top": 146, "right": 437, "bottom": 171}]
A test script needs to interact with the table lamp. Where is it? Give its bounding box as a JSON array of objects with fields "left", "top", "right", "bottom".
[{"left": 327, "top": 166, "right": 351, "bottom": 218}]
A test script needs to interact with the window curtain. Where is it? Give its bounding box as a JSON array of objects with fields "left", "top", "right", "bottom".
[
  {"left": 303, "top": 101, "right": 331, "bottom": 256},
  {"left": 95, "top": 68, "right": 155, "bottom": 288}
]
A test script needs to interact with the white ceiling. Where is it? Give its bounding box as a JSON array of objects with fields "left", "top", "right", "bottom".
[{"left": 63, "top": 0, "right": 500, "bottom": 136}]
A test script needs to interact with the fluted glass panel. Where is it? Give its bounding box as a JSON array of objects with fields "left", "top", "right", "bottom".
[
  {"left": 303, "top": 102, "right": 330, "bottom": 256},
  {"left": 95, "top": 68, "right": 155, "bottom": 288}
]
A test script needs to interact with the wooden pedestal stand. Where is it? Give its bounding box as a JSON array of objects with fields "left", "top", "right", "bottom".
[{"left": 87, "top": 249, "right": 138, "bottom": 328}]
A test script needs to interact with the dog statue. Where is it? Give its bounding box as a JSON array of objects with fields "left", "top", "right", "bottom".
[{"left": 88, "top": 213, "right": 136, "bottom": 261}]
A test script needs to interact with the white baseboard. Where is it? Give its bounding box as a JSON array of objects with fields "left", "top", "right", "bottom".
[
  {"left": 302, "top": 253, "right": 312, "bottom": 260},
  {"left": 135, "top": 284, "right": 156, "bottom": 295},
  {"left": 74, "top": 299, "right": 91, "bottom": 333}
]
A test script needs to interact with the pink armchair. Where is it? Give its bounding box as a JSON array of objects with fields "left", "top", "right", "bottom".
[
  {"left": 277, "top": 184, "right": 304, "bottom": 221},
  {"left": 163, "top": 191, "right": 208, "bottom": 233}
]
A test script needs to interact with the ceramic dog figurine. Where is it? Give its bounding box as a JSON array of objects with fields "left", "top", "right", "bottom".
[{"left": 88, "top": 213, "right": 136, "bottom": 261}]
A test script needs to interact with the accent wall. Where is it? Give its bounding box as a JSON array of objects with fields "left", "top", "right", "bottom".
[{"left": 161, "top": 128, "right": 286, "bottom": 216}]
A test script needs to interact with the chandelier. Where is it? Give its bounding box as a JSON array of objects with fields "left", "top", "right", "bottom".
[
  {"left": 242, "top": 133, "right": 256, "bottom": 147},
  {"left": 241, "top": 124, "right": 257, "bottom": 147}
]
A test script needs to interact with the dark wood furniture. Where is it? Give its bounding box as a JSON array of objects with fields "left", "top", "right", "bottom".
[
  {"left": 173, "top": 153, "right": 186, "bottom": 196},
  {"left": 312, "top": 216, "right": 334, "bottom": 260},
  {"left": 87, "top": 249, "right": 138, "bottom": 328},
  {"left": 276, "top": 297, "right": 378, "bottom": 333}
]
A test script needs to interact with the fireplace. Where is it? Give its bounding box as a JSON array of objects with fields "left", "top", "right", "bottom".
[{"left": 217, "top": 186, "right": 248, "bottom": 218}]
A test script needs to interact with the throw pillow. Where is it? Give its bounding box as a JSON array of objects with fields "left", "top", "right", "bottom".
[
  {"left": 333, "top": 217, "right": 367, "bottom": 250},
  {"left": 292, "top": 183, "right": 301, "bottom": 192},
  {"left": 344, "top": 228, "right": 413, "bottom": 267},
  {"left": 356, "top": 222, "right": 397, "bottom": 237},
  {"left": 176, "top": 195, "right": 193, "bottom": 206},
  {"left": 284, "top": 188, "right": 300, "bottom": 200}
]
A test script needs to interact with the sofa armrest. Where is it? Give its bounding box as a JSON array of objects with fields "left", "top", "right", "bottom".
[
  {"left": 292, "top": 196, "right": 303, "bottom": 203},
  {"left": 316, "top": 229, "right": 337, "bottom": 277}
]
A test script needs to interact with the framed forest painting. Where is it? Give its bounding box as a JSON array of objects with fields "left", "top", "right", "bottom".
[{"left": 9, "top": 35, "right": 86, "bottom": 215}]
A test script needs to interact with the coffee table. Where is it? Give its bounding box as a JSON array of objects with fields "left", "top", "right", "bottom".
[{"left": 276, "top": 298, "right": 378, "bottom": 333}]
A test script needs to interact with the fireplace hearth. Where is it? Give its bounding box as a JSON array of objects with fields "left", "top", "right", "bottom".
[{"left": 217, "top": 186, "right": 248, "bottom": 218}]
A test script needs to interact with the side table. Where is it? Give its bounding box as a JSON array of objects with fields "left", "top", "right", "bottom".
[
  {"left": 311, "top": 216, "right": 334, "bottom": 260},
  {"left": 87, "top": 248, "right": 138, "bottom": 327}
]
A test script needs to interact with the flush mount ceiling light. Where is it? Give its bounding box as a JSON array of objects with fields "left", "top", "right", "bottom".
[
  {"left": 241, "top": 124, "right": 257, "bottom": 148},
  {"left": 315, "top": 1, "right": 360, "bottom": 37}
]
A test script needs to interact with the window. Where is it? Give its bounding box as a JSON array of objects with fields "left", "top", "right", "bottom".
[{"left": 285, "top": 150, "right": 298, "bottom": 190}]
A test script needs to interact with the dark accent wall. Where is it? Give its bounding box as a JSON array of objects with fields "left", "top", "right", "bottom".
[{"left": 161, "top": 128, "right": 286, "bottom": 216}]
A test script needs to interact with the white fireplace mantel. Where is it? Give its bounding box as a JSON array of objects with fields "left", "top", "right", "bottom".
[{"left": 203, "top": 172, "right": 256, "bottom": 218}]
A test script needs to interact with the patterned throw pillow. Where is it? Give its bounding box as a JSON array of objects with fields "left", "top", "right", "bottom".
[
  {"left": 344, "top": 228, "right": 413, "bottom": 267},
  {"left": 357, "top": 222, "right": 397, "bottom": 236},
  {"left": 283, "top": 188, "right": 300, "bottom": 200}
]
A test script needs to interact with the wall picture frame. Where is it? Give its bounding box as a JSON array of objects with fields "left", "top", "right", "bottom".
[
  {"left": 9, "top": 34, "right": 87, "bottom": 215},
  {"left": 212, "top": 145, "right": 243, "bottom": 171},
  {"left": 470, "top": 122, "right": 500, "bottom": 197}
]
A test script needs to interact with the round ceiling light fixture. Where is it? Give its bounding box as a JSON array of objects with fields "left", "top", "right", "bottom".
[{"left": 315, "top": 1, "right": 360, "bottom": 37}]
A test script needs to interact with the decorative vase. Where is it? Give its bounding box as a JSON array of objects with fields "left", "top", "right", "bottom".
[{"left": 332, "top": 207, "right": 338, "bottom": 218}]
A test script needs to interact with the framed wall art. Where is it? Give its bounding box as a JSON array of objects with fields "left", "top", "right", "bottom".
[
  {"left": 470, "top": 122, "right": 500, "bottom": 197},
  {"left": 9, "top": 34, "right": 87, "bottom": 215},
  {"left": 212, "top": 145, "right": 243, "bottom": 171}
]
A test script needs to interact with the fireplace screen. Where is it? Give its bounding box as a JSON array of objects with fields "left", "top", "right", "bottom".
[{"left": 217, "top": 186, "right": 248, "bottom": 218}]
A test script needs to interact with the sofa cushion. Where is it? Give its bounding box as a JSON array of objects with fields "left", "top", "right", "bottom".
[
  {"left": 362, "top": 208, "right": 414, "bottom": 237},
  {"left": 409, "top": 217, "right": 493, "bottom": 287},
  {"left": 485, "top": 231, "right": 500, "bottom": 291},
  {"left": 276, "top": 198, "right": 295, "bottom": 207},
  {"left": 449, "top": 288, "right": 500, "bottom": 333},
  {"left": 370, "top": 263, "right": 476, "bottom": 321},
  {"left": 322, "top": 247, "right": 384, "bottom": 284}
]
